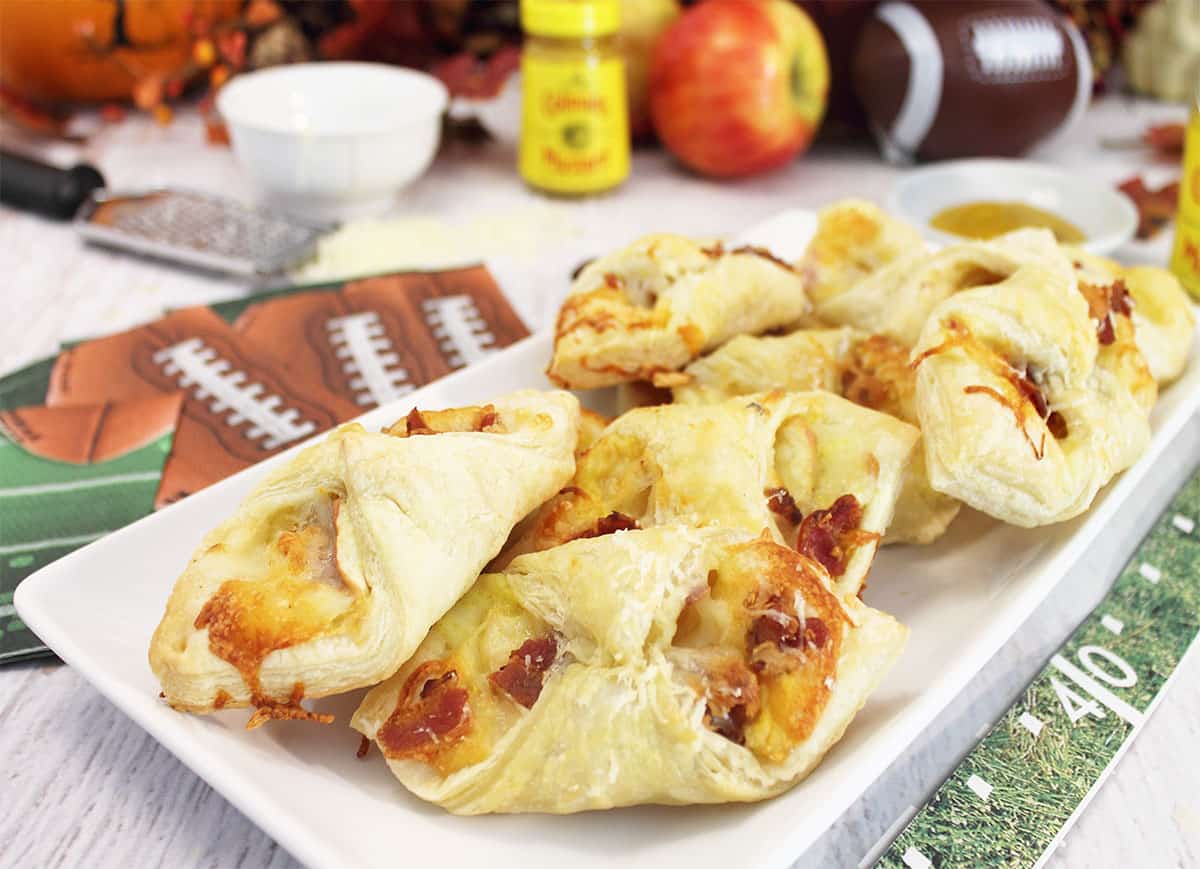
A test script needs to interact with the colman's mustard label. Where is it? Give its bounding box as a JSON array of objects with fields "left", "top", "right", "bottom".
[
  {"left": 519, "top": 55, "right": 630, "bottom": 194},
  {"left": 1170, "top": 109, "right": 1200, "bottom": 299}
]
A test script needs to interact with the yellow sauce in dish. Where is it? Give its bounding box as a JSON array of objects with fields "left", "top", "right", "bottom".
[{"left": 930, "top": 201, "right": 1086, "bottom": 243}]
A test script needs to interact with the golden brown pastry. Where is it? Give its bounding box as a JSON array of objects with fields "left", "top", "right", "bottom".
[
  {"left": 672, "top": 329, "right": 961, "bottom": 545},
  {"left": 547, "top": 234, "right": 809, "bottom": 389},
  {"left": 1067, "top": 248, "right": 1195, "bottom": 385},
  {"left": 149, "top": 390, "right": 580, "bottom": 722},
  {"left": 796, "top": 199, "right": 926, "bottom": 307},
  {"left": 814, "top": 227, "right": 1074, "bottom": 346},
  {"left": 912, "top": 259, "right": 1152, "bottom": 526},
  {"left": 495, "top": 390, "right": 917, "bottom": 595},
  {"left": 351, "top": 525, "right": 907, "bottom": 813}
]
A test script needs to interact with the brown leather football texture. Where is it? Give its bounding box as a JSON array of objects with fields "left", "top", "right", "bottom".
[{"left": 852, "top": 0, "right": 1090, "bottom": 162}]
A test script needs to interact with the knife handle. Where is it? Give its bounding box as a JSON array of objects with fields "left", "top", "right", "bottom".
[{"left": 0, "top": 149, "right": 106, "bottom": 220}]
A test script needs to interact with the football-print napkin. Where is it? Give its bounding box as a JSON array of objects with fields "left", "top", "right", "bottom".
[{"left": 0, "top": 265, "right": 528, "bottom": 663}]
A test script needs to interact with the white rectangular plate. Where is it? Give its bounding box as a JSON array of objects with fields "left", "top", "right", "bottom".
[{"left": 16, "top": 211, "right": 1200, "bottom": 869}]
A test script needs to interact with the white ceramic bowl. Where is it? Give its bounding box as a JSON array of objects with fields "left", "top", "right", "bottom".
[
  {"left": 890, "top": 158, "right": 1138, "bottom": 255},
  {"left": 217, "top": 63, "right": 448, "bottom": 219}
]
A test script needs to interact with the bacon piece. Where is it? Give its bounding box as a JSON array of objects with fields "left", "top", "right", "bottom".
[
  {"left": 489, "top": 635, "right": 558, "bottom": 708},
  {"left": 377, "top": 662, "right": 471, "bottom": 760},
  {"left": 1110, "top": 280, "right": 1133, "bottom": 317},
  {"left": 1097, "top": 316, "right": 1116, "bottom": 345},
  {"left": 700, "top": 656, "right": 761, "bottom": 745},
  {"left": 356, "top": 735, "right": 371, "bottom": 759},
  {"left": 795, "top": 494, "right": 867, "bottom": 577},
  {"left": 1046, "top": 411, "right": 1069, "bottom": 440},
  {"left": 765, "top": 487, "right": 803, "bottom": 525},
  {"left": 386, "top": 404, "right": 504, "bottom": 437},
  {"left": 403, "top": 407, "right": 434, "bottom": 436},
  {"left": 569, "top": 511, "right": 640, "bottom": 541}
]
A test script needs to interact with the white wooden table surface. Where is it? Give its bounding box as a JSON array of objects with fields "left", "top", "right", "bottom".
[{"left": 1, "top": 95, "right": 1197, "bottom": 868}]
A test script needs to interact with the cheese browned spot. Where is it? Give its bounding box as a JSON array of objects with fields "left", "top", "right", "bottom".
[
  {"left": 673, "top": 539, "right": 847, "bottom": 762},
  {"left": 245, "top": 683, "right": 334, "bottom": 730},
  {"left": 915, "top": 319, "right": 1059, "bottom": 459},
  {"left": 488, "top": 635, "right": 559, "bottom": 708},
  {"left": 377, "top": 661, "right": 471, "bottom": 762}
]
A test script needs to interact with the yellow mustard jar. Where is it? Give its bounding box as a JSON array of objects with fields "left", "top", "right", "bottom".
[
  {"left": 519, "top": 0, "right": 630, "bottom": 195},
  {"left": 1170, "top": 86, "right": 1200, "bottom": 299}
]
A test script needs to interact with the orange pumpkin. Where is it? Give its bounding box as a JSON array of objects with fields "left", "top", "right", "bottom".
[{"left": 0, "top": 0, "right": 239, "bottom": 104}]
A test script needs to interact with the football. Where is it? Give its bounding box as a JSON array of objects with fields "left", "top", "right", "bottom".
[
  {"left": 851, "top": 0, "right": 1092, "bottom": 162},
  {"left": 0, "top": 394, "right": 182, "bottom": 465},
  {"left": 46, "top": 306, "right": 357, "bottom": 506}
]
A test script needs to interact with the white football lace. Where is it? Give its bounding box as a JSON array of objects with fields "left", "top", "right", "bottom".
[
  {"left": 154, "top": 338, "right": 316, "bottom": 450},
  {"left": 326, "top": 311, "right": 413, "bottom": 407},
  {"left": 965, "top": 17, "right": 1065, "bottom": 84},
  {"left": 422, "top": 295, "right": 497, "bottom": 369}
]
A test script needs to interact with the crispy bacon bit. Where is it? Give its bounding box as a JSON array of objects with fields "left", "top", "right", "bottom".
[
  {"left": 700, "top": 656, "right": 761, "bottom": 745},
  {"left": 764, "top": 487, "right": 803, "bottom": 525},
  {"left": 1097, "top": 316, "right": 1116, "bottom": 345},
  {"left": 569, "top": 511, "right": 640, "bottom": 541},
  {"left": 805, "top": 618, "right": 829, "bottom": 651},
  {"left": 213, "top": 690, "right": 231, "bottom": 710},
  {"left": 700, "top": 241, "right": 725, "bottom": 258},
  {"left": 489, "top": 635, "right": 558, "bottom": 708},
  {"left": 377, "top": 662, "right": 471, "bottom": 760},
  {"left": 603, "top": 272, "right": 622, "bottom": 289},
  {"left": 795, "top": 495, "right": 869, "bottom": 577},
  {"left": 1110, "top": 280, "right": 1133, "bottom": 317},
  {"left": 356, "top": 735, "right": 371, "bottom": 759},
  {"left": 404, "top": 407, "right": 434, "bottom": 435},
  {"left": 1046, "top": 411, "right": 1069, "bottom": 440}
]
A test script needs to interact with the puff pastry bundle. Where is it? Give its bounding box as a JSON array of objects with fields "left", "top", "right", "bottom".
[
  {"left": 912, "top": 257, "right": 1156, "bottom": 526},
  {"left": 547, "top": 233, "right": 809, "bottom": 389},
  {"left": 352, "top": 526, "right": 907, "bottom": 814},
  {"left": 495, "top": 390, "right": 918, "bottom": 595},
  {"left": 671, "top": 328, "right": 960, "bottom": 544},
  {"left": 149, "top": 390, "right": 579, "bottom": 721}
]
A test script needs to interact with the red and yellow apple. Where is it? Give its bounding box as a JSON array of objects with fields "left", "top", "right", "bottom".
[{"left": 649, "top": 0, "right": 830, "bottom": 178}]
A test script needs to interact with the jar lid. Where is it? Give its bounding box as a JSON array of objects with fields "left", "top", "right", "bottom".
[{"left": 520, "top": 0, "right": 620, "bottom": 38}]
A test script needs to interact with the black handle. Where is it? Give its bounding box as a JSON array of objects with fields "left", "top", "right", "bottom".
[{"left": 0, "top": 149, "right": 106, "bottom": 220}]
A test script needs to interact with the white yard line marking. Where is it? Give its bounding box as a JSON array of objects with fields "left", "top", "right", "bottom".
[
  {"left": 0, "top": 471, "right": 160, "bottom": 498},
  {"left": 1050, "top": 654, "right": 1145, "bottom": 726},
  {"left": 0, "top": 530, "right": 108, "bottom": 556},
  {"left": 859, "top": 805, "right": 918, "bottom": 868},
  {"left": 327, "top": 312, "right": 412, "bottom": 407},
  {"left": 155, "top": 338, "right": 315, "bottom": 450},
  {"left": 1137, "top": 563, "right": 1161, "bottom": 584},
  {"left": 1018, "top": 711, "right": 1044, "bottom": 737},
  {"left": 901, "top": 846, "right": 933, "bottom": 869},
  {"left": 422, "top": 295, "right": 496, "bottom": 368},
  {"left": 1171, "top": 514, "right": 1194, "bottom": 534},
  {"left": 966, "top": 774, "right": 993, "bottom": 801},
  {"left": 1101, "top": 614, "right": 1124, "bottom": 635}
]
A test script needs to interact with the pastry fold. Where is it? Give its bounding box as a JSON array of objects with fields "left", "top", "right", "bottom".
[
  {"left": 149, "top": 389, "right": 580, "bottom": 717},
  {"left": 913, "top": 258, "right": 1153, "bottom": 526},
  {"left": 814, "top": 226, "right": 1073, "bottom": 346},
  {"left": 672, "top": 329, "right": 961, "bottom": 545},
  {"left": 1067, "top": 248, "right": 1195, "bottom": 385},
  {"left": 547, "top": 234, "right": 809, "bottom": 389},
  {"left": 496, "top": 390, "right": 918, "bottom": 595},
  {"left": 352, "top": 526, "right": 907, "bottom": 814}
]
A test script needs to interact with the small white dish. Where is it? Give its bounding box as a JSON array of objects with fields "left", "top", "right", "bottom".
[
  {"left": 217, "top": 63, "right": 448, "bottom": 220},
  {"left": 890, "top": 158, "right": 1138, "bottom": 255}
]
